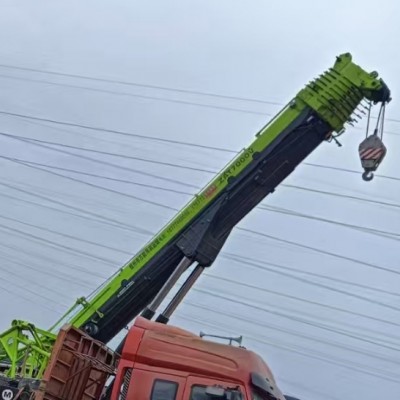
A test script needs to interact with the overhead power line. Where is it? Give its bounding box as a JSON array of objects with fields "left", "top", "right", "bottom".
[
  {"left": 1, "top": 178, "right": 398, "bottom": 308},
  {"left": 0, "top": 63, "right": 281, "bottom": 105},
  {"left": 13, "top": 159, "right": 194, "bottom": 196},
  {"left": 0, "top": 129, "right": 199, "bottom": 189},
  {"left": 0, "top": 280, "right": 62, "bottom": 315},
  {"left": 3, "top": 156, "right": 178, "bottom": 211},
  {"left": 0, "top": 271, "right": 68, "bottom": 309},
  {"left": 205, "top": 273, "right": 400, "bottom": 326},
  {"left": 0, "top": 111, "right": 399, "bottom": 183},
  {"left": 0, "top": 247, "right": 106, "bottom": 284},
  {"left": 1, "top": 62, "right": 400, "bottom": 125},
  {"left": 0, "top": 188, "right": 152, "bottom": 236},
  {"left": 192, "top": 288, "right": 400, "bottom": 352},
  {"left": 0, "top": 213, "right": 131, "bottom": 256},
  {"left": 223, "top": 253, "right": 400, "bottom": 312},
  {"left": 1, "top": 132, "right": 400, "bottom": 211},
  {"left": 1, "top": 195, "right": 398, "bottom": 318},
  {"left": 237, "top": 228, "right": 400, "bottom": 276},
  {"left": 175, "top": 313, "right": 400, "bottom": 383},
  {"left": 0, "top": 179, "right": 153, "bottom": 234},
  {"left": 0, "top": 224, "right": 116, "bottom": 266},
  {"left": 5, "top": 131, "right": 400, "bottom": 197},
  {"left": 281, "top": 184, "right": 400, "bottom": 210},
  {"left": 2, "top": 152, "right": 400, "bottom": 280},
  {"left": 0, "top": 109, "right": 235, "bottom": 153},
  {"left": 2, "top": 184, "right": 398, "bottom": 308},
  {"left": 227, "top": 252, "right": 400, "bottom": 297},
  {"left": 0, "top": 245, "right": 100, "bottom": 288},
  {"left": 260, "top": 205, "right": 400, "bottom": 241},
  {"left": 0, "top": 131, "right": 216, "bottom": 174},
  {"left": 2, "top": 150, "right": 400, "bottom": 249},
  {"left": 5, "top": 154, "right": 399, "bottom": 243},
  {"left": 4, "top": 158, "right": 400, "bottom": 284},
  {"left": 184, "top": 300, "right": 400, "bottom": 364},
  {"left": 0, "top": 260, "right": 71, "bottom": 300},
  {"left": 0, "top": 73, "right": 266, "bottom": 116}
]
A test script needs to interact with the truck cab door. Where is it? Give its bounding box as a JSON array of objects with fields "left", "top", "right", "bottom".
[{"left": 183, "top": 376, "right": 246, "bottom": 400}]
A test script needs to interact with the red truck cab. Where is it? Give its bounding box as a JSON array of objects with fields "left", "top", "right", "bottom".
[{"left": 111, "top": 317, "right": 286, "bottom": 400}]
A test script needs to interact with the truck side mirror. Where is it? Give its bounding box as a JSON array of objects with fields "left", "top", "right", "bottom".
[{"left": 250, "top": 372, "right": 280, "bottom": 400}]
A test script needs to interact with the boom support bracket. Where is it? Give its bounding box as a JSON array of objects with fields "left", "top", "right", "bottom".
[{"left": 0, "top": 320, "right": 56, "bottom": 380}]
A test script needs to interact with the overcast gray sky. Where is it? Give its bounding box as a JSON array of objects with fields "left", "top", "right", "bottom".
[{"left": 0, "top": 1, "right": 399, "bottom": 399}]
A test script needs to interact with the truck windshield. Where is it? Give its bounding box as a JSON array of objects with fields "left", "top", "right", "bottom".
[{"left": 191, "top": 385, "right": 243, "bottom": 399}]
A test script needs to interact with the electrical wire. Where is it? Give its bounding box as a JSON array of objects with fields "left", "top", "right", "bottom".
[
  {"left": 0, "top": 224, "right": 116, "bottom": 266},
  {"left": 174, "top": 313, "right": 400, "bottom": 383},
  {"left": 183, "top": 300, "right": 400, "bottom": 363},
  {"left": 3, "top": 155, "right": 400, "bottom": 291},
  {"left": 218, "top": 254, "right": 400, "bottom": 313},
  {"left": 2, "top": 149, "right": 400, "bottom": 245},
  {"left": 6, "top": 156, "right": 400, "bottom": 286},
  {"left": 260, "top": 204, "right": 400, "bottom": 241},
  {"left": 1, "top": 131, "right": 399, "bottom": 212},
  {"left": 229, "top": 251, "right": 400, "bottom": 297},
  {"left": 11, "top": 157, "right": 400, "bottom": 238},
  {"left": 3, "top": 201, "right": 398, "bottom": 314},
  {"left": 169, "top": 288, "right": 399, "bottom": 353},
  {"left": 0, "top": 63, "right": 281, "bottom": 105},
  {"left": 1, "top": 63, "right": 400, "bottom": 126},
  {"left": 0, "top": 246, "right": 99, "bottom": 288},
  {"left": 186, "top": 288, "right": 400, "bottom": 360},
  {"left": 1, "top": 109, "right": 399, "bottom": 168},
  {"left": 237, "top": 228, "right": 400, "bottom": 276},
  {"left": 1, "top": 199, "right": 398, "bottom": 330},
  {"left": 0, "top": 133, "right": 216, "bottom": 174},
  {"left": 15, "top": 157, "right": 400, "bottom": 245},
  {"left": 0, "top": 125, "right": 400, "bottom": 181},
  {"left": 281, "top": 183, "right": 400, "bottom": 210},
  {"left": 1, "top": 208, "right": 398, "bottom": 329},
  {"left": 0, "top": 252, "right": 90, "bottom": 300},
  {"left": 0, "top": 130, "right": 199, "bottom": 189},
  {"left": 204, "top": 273, "right": 400, "bottom": 328},
  {"left": 0, "top": 260, "right": 80, "bottom": 301},
  {"left": 0, "top": 281, "right": 62, "bottom": 315},
  {"left": 0, "top": 272, "right": 68, "bottom": 309},
  {"left": 5, "top": 156, "right": 178, "bottom": 212},
  {"left": 191, "top": 288, "right": 400, "bottom": 350},
  {"left": 0, "top": 156, "right": 194, "bottom": 196},
  {"left": 3, "top": 152, "right": 400, "bottom": 248},
  {"left": 3, "top": 132, "right": 400, "bottom": 204},
  {"left": 0, "top": 109, "right": 234, "bottom": 151},
  {"left": 0, "top": 73, "right": 268, "bottom": 116},
  {"left": 0, "top": 180, "right": 153, "bottom": 235},
  {"left": 0, "top": 214, "right": 131, "bottom": 256}
]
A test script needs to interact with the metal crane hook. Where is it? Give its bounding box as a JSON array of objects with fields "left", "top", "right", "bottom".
[{"left": 358, "top": 102, "right": 387, "bottom": 182}]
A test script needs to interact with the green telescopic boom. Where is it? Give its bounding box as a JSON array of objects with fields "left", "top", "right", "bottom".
[{"left": 51, "top": 52, "right": 391, "bottom": 343}]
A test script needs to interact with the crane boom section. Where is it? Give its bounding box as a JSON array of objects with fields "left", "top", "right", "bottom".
[{"left": 50, "top": 53, "right": 390, "bottom": 342}]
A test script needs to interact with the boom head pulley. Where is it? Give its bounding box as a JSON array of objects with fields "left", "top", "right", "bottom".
[{"left": 358, "top": 102, "right": 388, "bottom": 181}]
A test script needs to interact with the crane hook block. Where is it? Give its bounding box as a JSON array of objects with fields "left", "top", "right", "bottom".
[{"left": 358, "top": 135, "right": 387, "bottom": 181}]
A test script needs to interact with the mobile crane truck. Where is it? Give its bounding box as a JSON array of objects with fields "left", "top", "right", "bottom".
[{"left": 0, "top": 53, "right": 392, "bottom": 400}]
